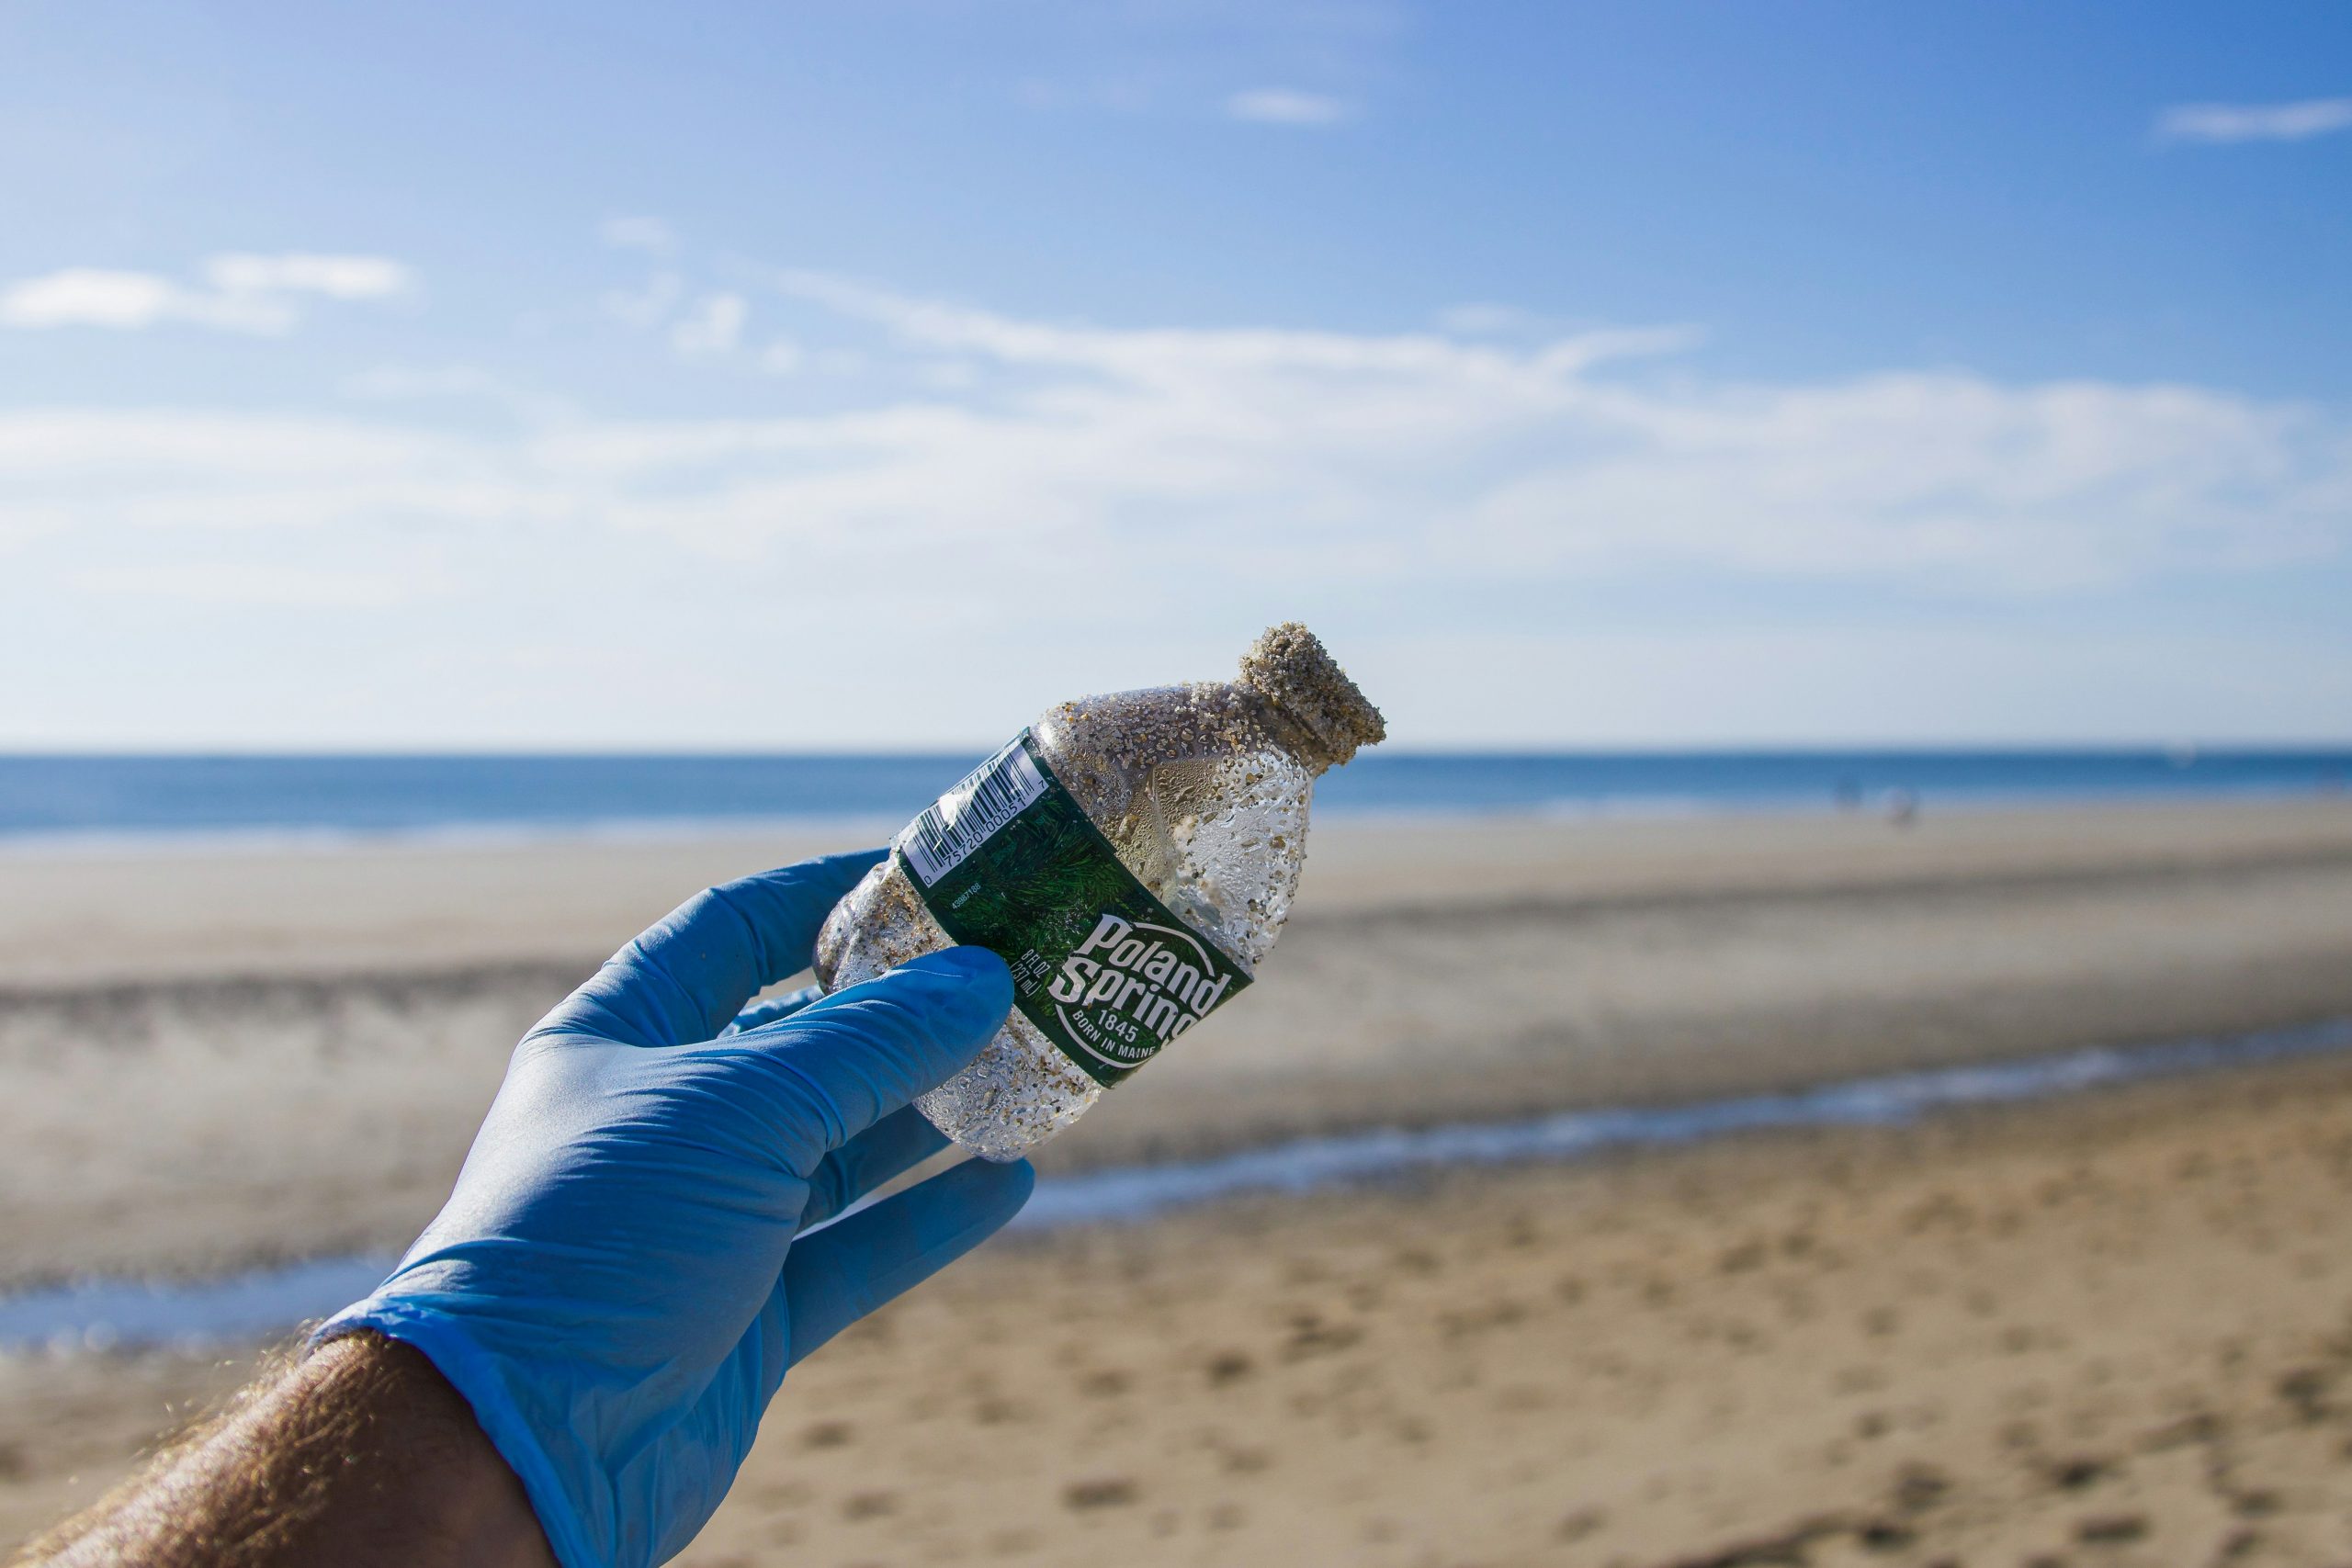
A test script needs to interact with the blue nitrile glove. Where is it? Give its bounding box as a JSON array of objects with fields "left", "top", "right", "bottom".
[{"left": 317, "top": 849, "right": 1031, "bottom": 1568}]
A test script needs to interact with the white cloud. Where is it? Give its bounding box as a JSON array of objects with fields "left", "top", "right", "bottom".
[
  {"left": 0, "top": 267, "right": 288, "bottom": 333},
  {"left": 0, "top": 253, "right": 413, "bottom": 333},
  {"left": 5, "top": 277, "right": 2347, "bottom": 744},
  {"left": 205, "top": 253, "right": 413, "bottom": 299},
  {"left": 1453, "top": 373, "right": 2346, "bottom": 588},
  {"left": 3, "top": 276, "right": 2346, "bottom": 600},
  {"left": 1, "top": 269, "right": 181, "bottom": 330},
  {"left": 2155, "top": 96, "right": 2352, "bottom": 144},
  {"left": 670, "top": 292, "right": 748, "bottom": 357},
  {"left": 1225, "top": 87, "right": 1349, "bottom": 126}
]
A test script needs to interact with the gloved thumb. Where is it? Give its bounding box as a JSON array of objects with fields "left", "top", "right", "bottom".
[{"left": 729, "top": 946, "right": 1013, "bottom": 1158}]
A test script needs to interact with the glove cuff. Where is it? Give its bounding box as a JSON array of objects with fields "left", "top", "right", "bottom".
[{"left": 314, "top": 1300, "right": 607, "bottom": 1568}]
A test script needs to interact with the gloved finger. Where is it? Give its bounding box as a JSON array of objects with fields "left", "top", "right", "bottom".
[
  {"left": 780, "top": 1156, "right": 1035, "bottom": 1366},
  {"left": 798, "top": 1106, "right": 952, "bottom": 1229},
  {"left": 723, "top": 984, "right": 823, "bottom": 1036},
  {"left": 730, "top": 947, "right": 1012, "bottom": 1156},
  {"left": 544, "top": 848, "right": 885, "bottom": 1047}
]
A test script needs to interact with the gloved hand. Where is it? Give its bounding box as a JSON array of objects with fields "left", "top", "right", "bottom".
[{"left": 318, "top": 849, "right": 1031, "bottom": 1568}]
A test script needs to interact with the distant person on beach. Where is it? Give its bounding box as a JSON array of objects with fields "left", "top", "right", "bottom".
[{"left": 19, "top": 851, "right": 1030, "bottom": 1568}]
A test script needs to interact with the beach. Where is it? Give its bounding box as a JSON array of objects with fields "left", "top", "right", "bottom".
[{"left": 6, "top": 796, "right": 2352, "bottom": 1560}]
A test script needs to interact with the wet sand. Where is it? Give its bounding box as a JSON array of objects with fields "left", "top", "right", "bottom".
[
  {"left": 5, "top": 800, "right": 2351, "bottom": 1290},
  {"left": 12, "top": 1047, "right": 2352, "bottom": 1564}
]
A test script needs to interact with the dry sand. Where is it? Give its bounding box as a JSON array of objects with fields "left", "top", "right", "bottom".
[
  {"left": 6, "top": 797, "right": 2352, "bottom": 1562},
  {"left": 13, "top": 1046, "right": 2352, "bottom": 1564}
]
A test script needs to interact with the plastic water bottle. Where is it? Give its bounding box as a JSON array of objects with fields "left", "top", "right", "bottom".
[{"left": 813, "top": 624, "right": 1385, "bottom": 1159}]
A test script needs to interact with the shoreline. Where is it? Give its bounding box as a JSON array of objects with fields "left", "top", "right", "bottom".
[
  {"left": 10, "top": 1010, "right": 2352, "bottom": 1351},
  {"left": 2, "top": 778, "right": 2344, "bottom": 860}
]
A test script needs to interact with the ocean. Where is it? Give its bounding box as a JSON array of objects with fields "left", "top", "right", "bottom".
[{"left": 1, "top": 749, "right": 2346, "bottom": 847}]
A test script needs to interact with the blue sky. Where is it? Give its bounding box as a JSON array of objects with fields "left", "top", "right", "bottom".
[{"left": 2, "top": 0, "right": 2346, "bottom": 748}]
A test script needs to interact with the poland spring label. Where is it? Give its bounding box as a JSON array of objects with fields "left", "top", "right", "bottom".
[{"left": 894, "top": 731, "right": 1251, "bottom": 1087}]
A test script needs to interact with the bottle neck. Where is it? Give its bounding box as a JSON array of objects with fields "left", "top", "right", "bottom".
[
  {"left": 1228, "top": 683, "right": 1342, "bottom": 777},
  {"left": 1232, "top": 623, "right": 1385, "bottom": 773}
]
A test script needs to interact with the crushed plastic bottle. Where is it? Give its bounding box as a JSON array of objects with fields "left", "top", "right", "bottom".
[{"left": 813, "top": 623, "right": 1385, "bottom": 1160}]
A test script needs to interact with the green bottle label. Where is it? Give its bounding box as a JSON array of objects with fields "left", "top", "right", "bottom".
[{"left": 893, "top": 730, "right": 1252, "bottom": 1087}]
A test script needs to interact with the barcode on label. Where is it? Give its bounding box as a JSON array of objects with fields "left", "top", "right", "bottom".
[{"left": 898, "top": 735, "right": 1050, "bottom": 886}]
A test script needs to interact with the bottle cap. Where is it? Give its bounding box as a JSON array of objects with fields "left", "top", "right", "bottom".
[{"left": 1236, "top": 623, "right": 1386, "bottom": 770}]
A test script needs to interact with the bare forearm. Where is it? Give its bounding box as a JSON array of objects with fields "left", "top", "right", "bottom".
[{"left": 17, "top": 1334, "right": 554, "bottom": 1568}]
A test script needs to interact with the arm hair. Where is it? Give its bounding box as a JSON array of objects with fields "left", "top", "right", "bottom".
[{"left": 12, "top": 1333, "right": 554, "bottom": 1568}]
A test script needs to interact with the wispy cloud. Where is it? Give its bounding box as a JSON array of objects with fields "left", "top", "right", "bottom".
[
  {"left": 669, "top": 292, "right": 748, "bottom": 357},
  {"left": 602, "top": 270, "right": 683, "bottom": 332},
  {"left": 0, "top": 254, "right": 413, "bottom": 333},
  {"left": 7, "top": 273, "right": 2346, "bottom": 744},
  {"left": 1225, "top": 87, "right": 1350, "bottom": 126},
  {"left": 342, "top": 364, "right": 574, "bottom": 424},
  {"left": 1436, "top": 303, "right": 1539, "bottom": 335},
  {"left": 204, "top": 254, "right": 412, "bottom": 299},
  {"left": 73, "top": 561, "right": 447, "bottom": 608},
  {"left": 0, "top": 269, "right": 271, "bottom": 333},
  {"left": 2154, "top": 96, "right": 2352, "bottom": 144},
  {"left": 6, "top": 274, "right": 2344, "bottom": 604},
  {"left": 600, "top": 215, "right": 679, "bottom": 255}
]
